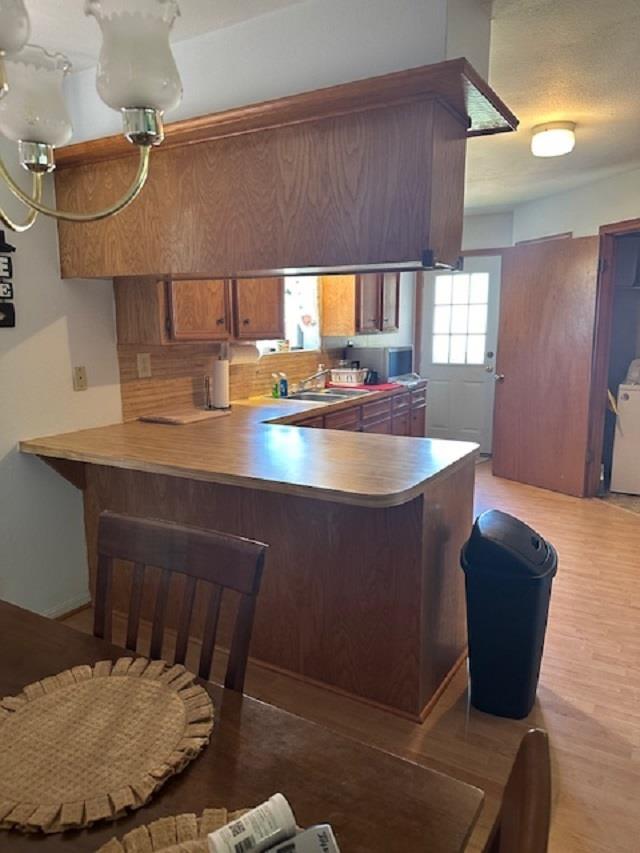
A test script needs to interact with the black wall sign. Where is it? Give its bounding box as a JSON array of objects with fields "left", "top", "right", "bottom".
[
  {"left": 0, "top": 302, "right": 15, "bottom": 328},
  {"left": 0, "top": 229, "right": 16, "bottom": 328}
]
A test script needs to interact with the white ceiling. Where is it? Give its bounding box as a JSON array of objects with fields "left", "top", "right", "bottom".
[
  {"left": 26, "top": 0, "right": 304, "bottom": 70},
  {"left": 465, "top": 0, "right": 640, "bottom": 212}
]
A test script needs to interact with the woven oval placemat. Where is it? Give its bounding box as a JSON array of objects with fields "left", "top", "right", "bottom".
[
  {"left": 0, "top": 657, "right": 214, "bottom": 834},
  {"left": 97, "top": 807, "right": 248, "bottom": 853}
]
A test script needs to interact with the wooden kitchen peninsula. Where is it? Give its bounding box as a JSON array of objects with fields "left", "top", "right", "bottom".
[{"left": 21, "top": 393, "right": 477, "bottom": 720}]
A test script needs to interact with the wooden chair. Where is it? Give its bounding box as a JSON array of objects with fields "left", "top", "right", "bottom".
[
  {"left": 485, "top": 729, "right": 552, "bottom": 853},
  {"left": 93, "top": 511, "right": 268, "bottom": 692}
]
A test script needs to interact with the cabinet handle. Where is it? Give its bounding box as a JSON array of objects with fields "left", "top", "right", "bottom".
[
  {"left": 242, "top": 318, "right": 250, "bottom": 325},
  {"left": 216, "top": 317, "right": 225, "bottom": 325}
]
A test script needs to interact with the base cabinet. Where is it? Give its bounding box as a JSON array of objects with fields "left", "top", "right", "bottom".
[
  {"left": 411, "top": 406, "right": 426, "bottom": 437},
  {"left": 293, "top": 387, "right": 426, "bottom": 438}
]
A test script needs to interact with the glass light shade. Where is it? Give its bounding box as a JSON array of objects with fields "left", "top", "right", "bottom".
[
  {"left": 86, "top": 0, "right": 182, "bottom": 113},
  {"left": 531, "top": 122, "right": 576, "bottom": 158},
  {"left": 0, "top": 0, "right": 30, "bottom": 54},
  {"left": 0, "top": 46, "right": 73, "bottom": 146}
]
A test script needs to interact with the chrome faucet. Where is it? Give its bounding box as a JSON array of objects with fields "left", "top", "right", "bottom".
[{"left": 297, "top": 366, "right": 331, "bottom": 391}]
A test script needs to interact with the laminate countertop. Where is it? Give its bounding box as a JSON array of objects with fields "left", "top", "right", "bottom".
[{"left": 20, "top": 392, "right": 478, "bottom": 508}]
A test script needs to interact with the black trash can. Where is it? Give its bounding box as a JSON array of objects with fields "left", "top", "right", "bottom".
[{"left": 460, "top": 509, "right": 557, "bottom": 719}]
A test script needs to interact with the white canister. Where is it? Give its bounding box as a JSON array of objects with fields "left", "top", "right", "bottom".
[{"left": 207, "top": 793, "right": 296, "bottom": 853}]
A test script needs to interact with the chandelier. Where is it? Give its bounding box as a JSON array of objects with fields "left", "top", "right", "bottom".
[{"left": 0, "top": 0, "right": 182, "bottom": 232}]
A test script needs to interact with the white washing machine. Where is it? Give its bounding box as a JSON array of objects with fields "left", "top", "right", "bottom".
[{"left": 610, "top": 383, "right": 640, "bottom": 495}]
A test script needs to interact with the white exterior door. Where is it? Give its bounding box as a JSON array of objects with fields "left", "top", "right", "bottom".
[{"left": 420, "top": 255, "right": 501, "bottom": 453}]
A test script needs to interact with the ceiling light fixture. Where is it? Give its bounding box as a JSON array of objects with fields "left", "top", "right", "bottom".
[
  {"left": 0, "top": 0, "right": 182, "bottom": 233},
  {"left": 530, "top": 121, "right": 576, "bottom": 158}
]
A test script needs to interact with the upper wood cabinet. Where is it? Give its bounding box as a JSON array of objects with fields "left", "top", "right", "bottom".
[
  {"left": 322, "top": 273, "right": 400, "bottom": 336},
  {"left": 232, "top": 278, "right": 285, "bottom": 340},
  {"left": 114, "top": 276, "right": 284, "bottom": 345},
  {"left": 381, "top": 273, "right": 400, "bottom": 332},
  {"left": 169, "top": 279, "right": 230, "bottom": 341},
  {"left": 357, "top": 275, "right": 383, "bottom": 333},
  {"left": 53, "top": 62, "right": 516, "bottom": 280}
]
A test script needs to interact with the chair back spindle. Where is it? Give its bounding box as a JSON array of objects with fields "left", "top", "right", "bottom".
[{"left": 93, "top": 511, "right": 267, "bottom": 692}]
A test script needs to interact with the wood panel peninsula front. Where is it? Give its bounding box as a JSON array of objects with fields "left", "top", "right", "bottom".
[{"left": 21, "top": 390, "right": 477, "bottom": 720}]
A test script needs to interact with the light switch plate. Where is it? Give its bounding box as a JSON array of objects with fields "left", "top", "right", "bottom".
[
  {"left": 137, "top": 352, "right": 152, "bottom": 378},
  {"left": 72, "top": 365, "right": 88, "bottom": 391}
]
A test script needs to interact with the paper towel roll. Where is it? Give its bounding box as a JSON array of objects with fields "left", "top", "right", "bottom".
[
  {"left": 211, "top": 359, "right": 230, "bottom": 409},
  {"left": 229, "top": 342, "right": 260, "bottom": 364}
]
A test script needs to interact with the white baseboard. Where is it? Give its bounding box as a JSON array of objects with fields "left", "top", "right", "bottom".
[{"left": 44, "top": 592, "right": 92, "bottom": 620}]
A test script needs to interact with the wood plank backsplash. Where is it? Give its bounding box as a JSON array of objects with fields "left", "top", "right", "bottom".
[{"left": 118, "top": 345, "right": 335, "bottom": 421}]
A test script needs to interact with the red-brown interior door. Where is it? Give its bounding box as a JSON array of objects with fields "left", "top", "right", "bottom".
[{"left": 492, "top": 236, "right": 600, "bottom": 496}]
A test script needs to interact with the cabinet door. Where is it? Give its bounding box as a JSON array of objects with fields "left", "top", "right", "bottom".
[
  {"left": 410, "top": 406, "right": 426, "bottom": 437},
  {"left": 381, "top": 273, "right": 400, "bottom": 331},
  {"left": 392, "top": 411, "right": 411, "bottom": 436},
  {"left": 169, "top": 279, "right": 229, "bottom": 341},
  {"left": 356, "top": 274, "right": 382, "bottom": 333},
  {"left": 233, "top": 278, "right": 285, "bottom": 340}
]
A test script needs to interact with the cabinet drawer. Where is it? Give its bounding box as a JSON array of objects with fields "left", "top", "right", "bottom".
[
  {"left": 325, "top": 406, "right": 361, "bottom": 431},
  {"left": 361, "top": 398, "right": 392, "bottom": 424},
  {"left": 297, "top": 415, "right": 325, "bottom": 429},
  {"left": 411, "top": 388, "right": 427, "bottom": 408},
  {"left": 363, "top": 417, "right": 392, "bottom": 434},
  {"left": 392, "top": 392, "right": 411, "bottom": 412}
]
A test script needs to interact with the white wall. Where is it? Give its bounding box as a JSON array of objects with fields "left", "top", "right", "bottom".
[
  {"left": 0, "top": 143, "right": 122, "bottom": 615},
  {"left": 65, "top": 0, "right": 473, "bottom": 142},
  {"left": 446, "top": 0, "right": 491, "bottom": 79},
  {"left": 512, "top": 166, "right": 640, "bottom": 243},
  {"left": 462, "top": 212, "right": 513, "bottom": 250}
]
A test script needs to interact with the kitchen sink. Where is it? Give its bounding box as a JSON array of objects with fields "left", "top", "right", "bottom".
[{"left": 287, "top": 392, "right": 348, "bottom": 402}]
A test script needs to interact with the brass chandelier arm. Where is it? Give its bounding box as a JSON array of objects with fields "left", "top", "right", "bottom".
[
  {"left": 0, "top": 171, "right": 44, "bottom": 232},
  {"left": 0, "top": 145, "right": 151, "bottom": 223}
]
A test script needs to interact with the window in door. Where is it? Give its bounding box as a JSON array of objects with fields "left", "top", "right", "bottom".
[{"left": 431, "top": 273, "right": 489, "bottom": 365}]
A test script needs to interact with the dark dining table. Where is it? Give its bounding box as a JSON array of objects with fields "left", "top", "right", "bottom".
[{"left": 0, "top": 601, "right": 483, "bottom": 852}]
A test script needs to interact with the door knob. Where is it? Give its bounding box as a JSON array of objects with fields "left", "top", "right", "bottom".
[{"left": 494, "top": 373, "right": 505, "bottom": 382}]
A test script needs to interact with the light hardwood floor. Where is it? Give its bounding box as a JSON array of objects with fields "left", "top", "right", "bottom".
[{"left": 64, "top": 463, "right": 640, "bottom": 853}]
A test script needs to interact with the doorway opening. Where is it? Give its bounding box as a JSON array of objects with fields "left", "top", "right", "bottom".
[
  {"left": 419, "top": 255, "right": 502, "bottom": 454},
  {"left": 593, "top": 227, "right": 640, "bottom": 513}
]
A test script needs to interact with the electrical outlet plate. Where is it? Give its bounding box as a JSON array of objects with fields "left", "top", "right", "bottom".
[
  {"left": 72, "top": 365, "right": 88, "bottom": 391},
  {"left": 137, "top": 352, "right": 152, "bottom": 379}
]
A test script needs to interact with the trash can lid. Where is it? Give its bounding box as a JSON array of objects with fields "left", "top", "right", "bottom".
[{"left": 461, "top": 509, "right": 557, "bottom": 579}]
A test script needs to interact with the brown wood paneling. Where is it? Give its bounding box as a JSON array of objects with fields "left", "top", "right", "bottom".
[
  {"left": 169, "top": 279, "right": 230, "bottom": 341},
  {"left": 232, "top": 278, "right": 284, "bottom": 339},
  {"left": 492, "top": 237, "right": 600, "bottom": 496},
  {"left": 79, "top": 456, "right": 472, "bottom": 719}
]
